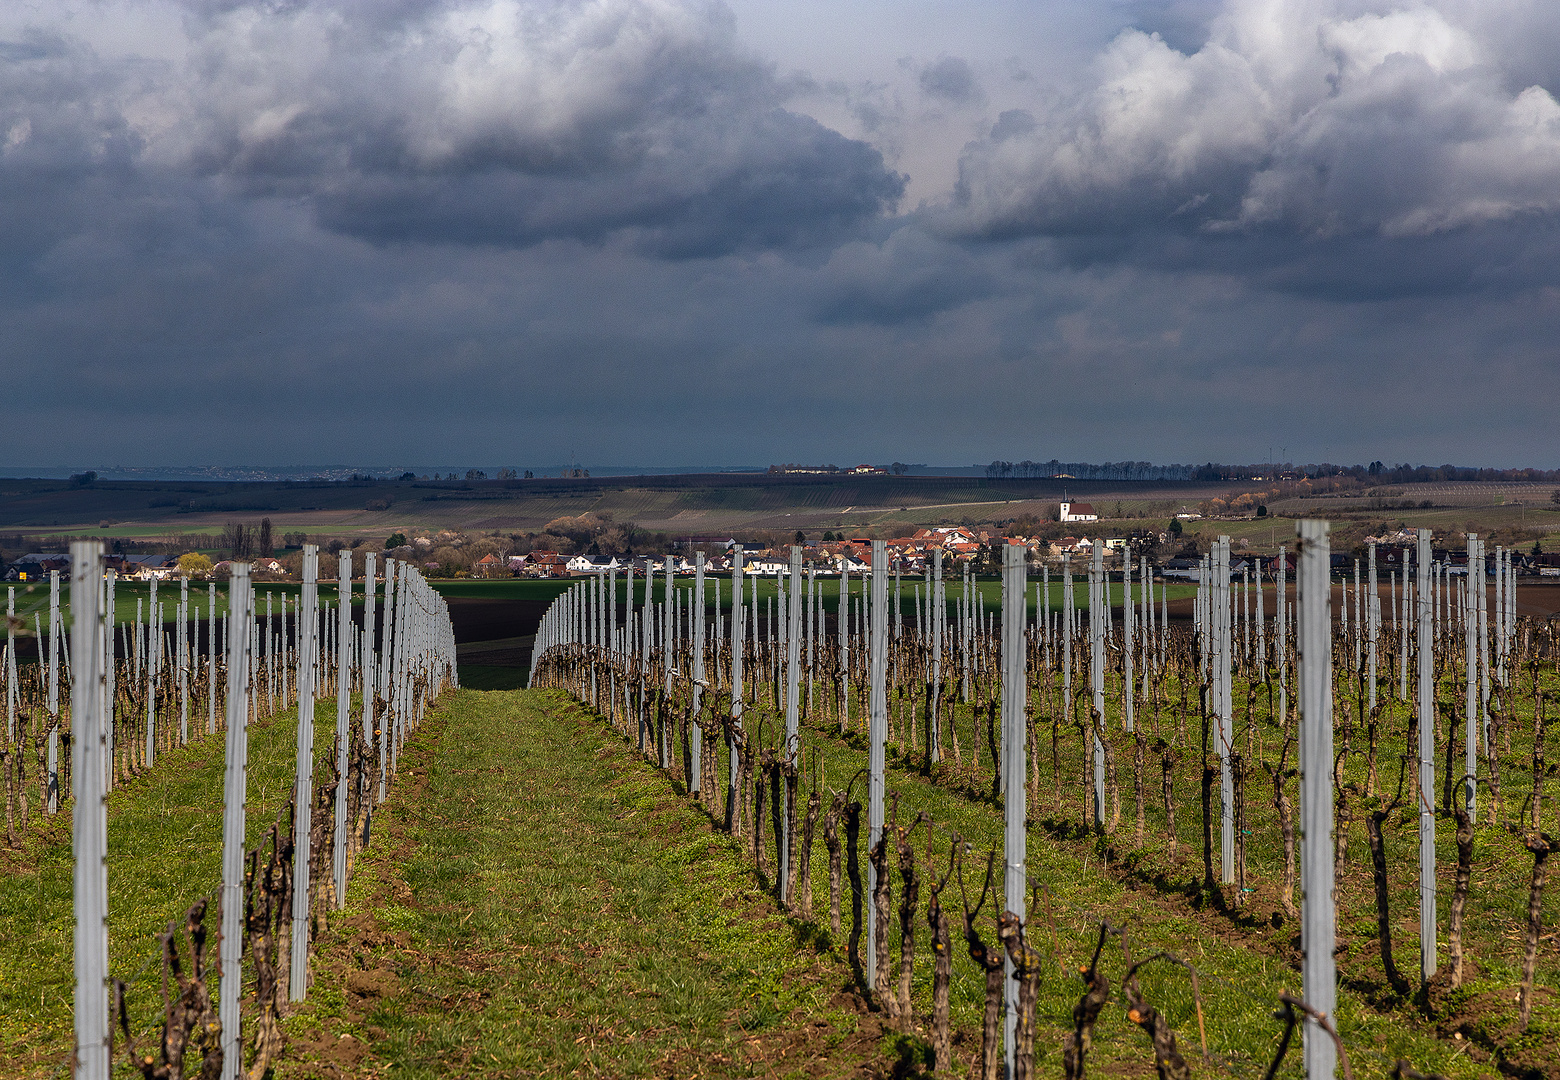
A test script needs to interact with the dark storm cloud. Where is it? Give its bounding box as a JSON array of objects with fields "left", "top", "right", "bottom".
[
  {"left": 1, "top": 0, "right": 1559, "bottom": 470},
  {"left": 0, "top": 29, "right": 147, "bottom": 274},
  {"left": 917, "top": 56, "right": 982, "bottom": 105},
  {"left": 306, "top": 109, "right": 903, "bottom": 257},
  {"left": 0, "top": 0, "right": 903, "bottom": 269},
  {"left": 170, "top": 0, "right": 903, "bottom": 255},
  {"left": 812, "top": 227, "right": 996, "bottom": 325}
]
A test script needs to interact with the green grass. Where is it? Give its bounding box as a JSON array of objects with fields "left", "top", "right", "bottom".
[
  {"left": 283, "top": 689, "right": 891, "bottom": 1079},
  {"left": 0, "top": 696, "right": 342, "bottom": 1078}
]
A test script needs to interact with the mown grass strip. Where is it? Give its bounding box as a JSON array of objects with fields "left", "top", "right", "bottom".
[{"left": 285, "top": 688, "right": 898, "bottom": 1079}]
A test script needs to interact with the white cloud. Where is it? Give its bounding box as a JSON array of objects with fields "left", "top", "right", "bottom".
[
  {"left": 1318, "top": 8, "right": 1478, "bottom": 81},
  {"left": 947, "top": 0, "right": 1560, "bottom": 240}
]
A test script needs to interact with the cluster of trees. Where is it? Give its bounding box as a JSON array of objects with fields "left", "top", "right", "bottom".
[
  {"left": 215, "top": 522, "right": 354, "bottom": 562},
  {"left": 374, "top": 516, "right": 671, "bottom": 577},
  {"left": 1197, "top": 491, "right": 1276, "bottom": 518},
  {"left": 986, "top": 458, "right": 1560, "bottom": 485},
  {"left": 220, "top": 518, "right": 274, "bottom": 559},
  {"left": 176, "top": 552, "right": 213, "bottom": 576},
  {"left": 514, "top": 512, "right": 665, "bottom": 557},
  {"left": 985, "top": 459, "right": 1197, "bottom": 481}
]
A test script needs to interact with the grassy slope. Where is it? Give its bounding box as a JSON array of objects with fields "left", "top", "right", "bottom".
[
  {"left": 0, "top": 475, "right": 1165, "bottom": 537},
  {"left": 282, "top": 689, "right": 897, "bottom": 1079},
  {"left": 0, "top": 698, "right": 337, "bottom": 1076}
]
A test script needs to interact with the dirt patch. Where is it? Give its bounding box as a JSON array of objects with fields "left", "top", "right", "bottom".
[
  {"left": 286, "top": 1029, "right": 372, "bottom": 1073},
  {"left": 1423, "top": 969, "right": 1560, "bottom": 1079},
  {"left": 344, "top": 968, "right": 399, "bottom": 1000}
]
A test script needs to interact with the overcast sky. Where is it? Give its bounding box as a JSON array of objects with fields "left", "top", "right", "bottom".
[{"left": 3, "top": 0, "right": 1558, "bottom": 469}]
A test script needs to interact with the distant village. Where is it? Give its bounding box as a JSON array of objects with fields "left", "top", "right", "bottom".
[{"left": 7, "top": 495, "right": 1557, "bottom": 584}]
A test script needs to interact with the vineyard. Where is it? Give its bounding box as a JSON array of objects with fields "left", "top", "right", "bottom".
[
  {"left": 1, "top": 543, "right": 455, "bottom": 1079},
  {"left": 7, "top": 521, "right": 1560, "bottom": 1078},
  {"left": 528, "top": 527, "right": 1559, "bottom": 1078}
]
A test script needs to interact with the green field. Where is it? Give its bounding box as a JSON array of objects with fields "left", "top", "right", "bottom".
[{"left": 2, "top": 580, "right": 355, "bottom": 633}]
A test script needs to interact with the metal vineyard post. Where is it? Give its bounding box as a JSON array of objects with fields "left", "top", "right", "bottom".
[
  {"left": 219, "top": 563, "right": 253, "bottom": 1080},
  {"left": 334, "top": 550, "right": 352, "bottom": 909},
  {"left": 1298, "top": 520, "right": 1335, "bottom": 1080},
  {"left": 1417, "top": 529, "right": 1436, "bottom": 979},
  {"left": 866, "top": 540, "right": 888, "bottom": 985},
  {"left": 1001, "top": 540, "right": 1028, "bottom": 1074},
  {"left": 1089, "top": 545, "right": 1106, "bottom": 822},
  {"left": 290, "top": 546, "right": 319, "bottom": 1002},
  {"left": 782, "top": 545, "right": 802, "bottom": 901},
  {"left": 71, "top": 541, "right": 109, "bottom": 1080}
]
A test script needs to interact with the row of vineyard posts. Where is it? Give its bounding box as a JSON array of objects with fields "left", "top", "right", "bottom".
[
  {"left": 530, "top": 525, "right": 1547, "bottom": 1079},
  {"left": 8, "top": 541, "right": 457, "bottom": 1079}
]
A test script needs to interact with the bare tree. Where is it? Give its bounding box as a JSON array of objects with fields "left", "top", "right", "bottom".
[{"left": 221, "top": 522, "right": 253, "bottom": 560}]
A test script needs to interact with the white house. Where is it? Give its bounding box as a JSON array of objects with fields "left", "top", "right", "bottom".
[
  {"left": 1049, "top": 536, "right": 1095, "bottom": 556},
  {"left": 1059, "top": 501, "right": 1098, "bottom": 523},
  {"left": 566, "top": 555, "right": 620, "bottom": 574},
  {"left": 127, "top": 559, "right": 176, "bottom": 581}
]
